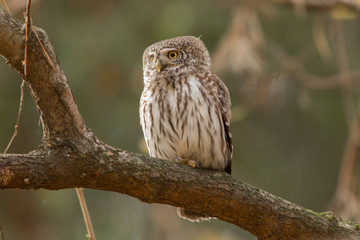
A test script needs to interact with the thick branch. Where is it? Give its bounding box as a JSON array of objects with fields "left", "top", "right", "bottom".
[
  {"left": 0, "top": 7, "right": 87, "bottom": 143},
  {"left": 1, "top": 148, "right": 359, "bottom": 240},
  {"left": 0, "top": 5, "right": 360, "bottom": 240}
]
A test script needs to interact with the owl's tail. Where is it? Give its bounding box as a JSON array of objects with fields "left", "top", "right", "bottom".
[{"left": 176, "top": 207, "right": 214, "bottom": 222}]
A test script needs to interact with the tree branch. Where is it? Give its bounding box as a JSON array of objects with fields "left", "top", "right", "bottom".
[
  {"left": 272, "top": 0, "right": 360, "bottom": 12},
  {"left": 0, "top": 6, "right": 359, "bottom": 240},
  {"left": 1, "top": 150, "right": 359, "bottom": 240}
]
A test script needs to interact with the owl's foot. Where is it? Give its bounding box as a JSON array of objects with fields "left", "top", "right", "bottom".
[{"left": 176, "top": 157, "right": 199, "bottom": 168}]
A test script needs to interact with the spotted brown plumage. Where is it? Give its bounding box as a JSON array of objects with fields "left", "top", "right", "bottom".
[{"left": 140, "top": 36, "right": 232, "bottom": 221}]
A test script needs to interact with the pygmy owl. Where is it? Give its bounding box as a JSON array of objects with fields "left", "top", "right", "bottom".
[{"left": 140, "top": 36, "right": 232, "bottom": 221}]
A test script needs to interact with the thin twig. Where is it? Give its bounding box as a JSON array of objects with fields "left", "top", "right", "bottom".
[
  {"left": 23, "top": 1, "right": 56, "bottom": 73},
  {"left": 76, "top": 188, "right": 96, "bottom": 240},
  {"left": 3, "top": 80, "right": 25, "bottom": 154},
  {"left": 31, "top": 26, "right": 56, "bottom": 72},
  {"left": 23, "top": 0, "right": 31, "bottom": 76}
]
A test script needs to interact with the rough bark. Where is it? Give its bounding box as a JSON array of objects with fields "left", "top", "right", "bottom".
[{"left": 0, "top": 6, "right": 360, "bottom": 240}]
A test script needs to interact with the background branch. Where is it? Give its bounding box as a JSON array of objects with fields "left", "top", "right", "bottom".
[{"left": 273, "top": 0, "right": 360, "bottom": 12}]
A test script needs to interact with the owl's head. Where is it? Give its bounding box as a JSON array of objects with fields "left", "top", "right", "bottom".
[{"left": 143, "top": 36, "right": 211, "bottom": 75}]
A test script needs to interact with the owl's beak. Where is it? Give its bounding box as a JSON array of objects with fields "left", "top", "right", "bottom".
[{"left": 155, "top": 59, "right": 165, "bottom": 72}]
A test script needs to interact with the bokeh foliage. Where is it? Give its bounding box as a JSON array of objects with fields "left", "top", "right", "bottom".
[{"left": 1, "top": 0, "right": 360, "bottom": 239}]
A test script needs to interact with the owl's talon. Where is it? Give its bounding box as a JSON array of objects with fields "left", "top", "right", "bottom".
[
  {"left": 188, "top": 160, "right": 200, "bottom": 168},
  {"left": 176, "top": 157, "right": 199, "bottom": 168}
]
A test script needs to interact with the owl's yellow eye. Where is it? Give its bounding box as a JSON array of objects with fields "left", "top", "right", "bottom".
[{"left": 168, "top": 51, "right": 178, "bottom": 59}]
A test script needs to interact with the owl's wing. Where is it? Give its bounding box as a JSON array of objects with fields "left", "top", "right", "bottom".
[{"left": 210, "top": 74, "right": 233, "bottom": 174}]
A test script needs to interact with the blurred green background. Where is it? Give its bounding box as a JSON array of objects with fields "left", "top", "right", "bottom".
[{"left": 1, "top": 0, "right": 360, "bottom": 239}]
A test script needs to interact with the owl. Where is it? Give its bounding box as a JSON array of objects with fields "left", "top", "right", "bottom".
[{"left": 140, "top": 36, "right": 232, "bottom": 222}]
